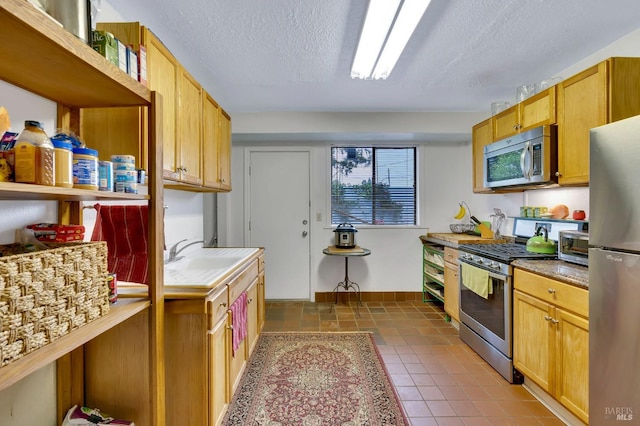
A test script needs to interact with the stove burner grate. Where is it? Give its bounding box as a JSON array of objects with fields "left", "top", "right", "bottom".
[{"left": 458, "top": 243, "right": 556, "bottom": 263}]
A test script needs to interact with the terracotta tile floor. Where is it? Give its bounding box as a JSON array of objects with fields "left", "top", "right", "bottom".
[{"left": 263, "top": 300, "right": 566, "bottom": 426}]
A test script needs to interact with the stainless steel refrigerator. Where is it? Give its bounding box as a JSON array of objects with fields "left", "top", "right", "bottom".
[{"left": 590, "top": 114, "right": 640, "bottom": 424}]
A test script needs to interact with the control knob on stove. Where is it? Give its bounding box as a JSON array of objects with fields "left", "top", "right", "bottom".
[
  {"left": 473, "top": 256, "right": 483, "bottom": 264},
  {"left": 489, "top": 261, "right": 500, "bottom": 270}
]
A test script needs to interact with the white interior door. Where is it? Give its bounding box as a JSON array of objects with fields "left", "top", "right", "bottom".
[{"left": 247, "top": 150, "right": 310, "bottom": 300}]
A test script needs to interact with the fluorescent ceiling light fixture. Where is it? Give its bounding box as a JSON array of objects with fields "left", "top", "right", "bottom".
[{"left": 351, "top": 0, "right": 431, "bottom": 80}]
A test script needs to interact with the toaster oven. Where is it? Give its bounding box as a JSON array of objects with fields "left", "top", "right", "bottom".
[{"left": 558, "top": 230, "right": 589, "bottom": 266}]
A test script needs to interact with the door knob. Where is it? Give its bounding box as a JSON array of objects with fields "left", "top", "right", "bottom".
[{"left": 302, "top": 231, "right": 308, "bottom": 237}]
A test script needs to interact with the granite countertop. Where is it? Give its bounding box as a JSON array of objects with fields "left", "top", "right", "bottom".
[{"left": 512, "top": 259, "right": 589, "bottom": 289}]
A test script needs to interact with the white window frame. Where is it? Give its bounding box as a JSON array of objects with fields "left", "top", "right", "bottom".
[{"left": 327, "top": 144, "right": 421, "bottom": 229}]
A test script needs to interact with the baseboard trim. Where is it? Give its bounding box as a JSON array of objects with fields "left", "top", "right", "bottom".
[
  {"left": 523, "top": 379, "right": 586, "bottom": 426},
  {"left": 314, "top": 291, "right": 423, "bottom": 303}
]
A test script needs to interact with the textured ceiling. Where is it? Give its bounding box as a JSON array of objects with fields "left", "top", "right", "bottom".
[{"left": 106, "top": 0, "right": 640, "bottom": 114}]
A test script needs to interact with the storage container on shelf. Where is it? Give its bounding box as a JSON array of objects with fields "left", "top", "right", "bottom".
[
  {"left": 52, "top": 140, "right": 73, "bottom": 188},
  {"left": 14, "top": 120, "right": 55, "bottom": 186},
  {"left": 111, "top": 154, "right": 138, "bottom": 193},
  {"left": 98, "top": 160, "right": 113, "bottom": 191},
  {"left": 72, "top": 147, "right": 99, "bottom": 190}
]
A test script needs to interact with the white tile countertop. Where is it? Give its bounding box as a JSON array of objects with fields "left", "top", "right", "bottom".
[
  {"left": 118, "top": 247, "right": 261, "bottom": 297},
  {"left": 163, "top": 247, "right": 260, "bottom": 287}
]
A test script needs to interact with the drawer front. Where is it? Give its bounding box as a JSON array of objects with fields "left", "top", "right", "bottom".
[
  {"left": 514, "top": 268, "right": 588, "bottom": 317},
  {"left": 228, "top": 259, "right": 259, "bottom": 304},
  {"left": 444, "top": 247, "right": 459, "bottom": 266},
  {"left": 207, "top": 285, "right": 229, "bottom": 329}
]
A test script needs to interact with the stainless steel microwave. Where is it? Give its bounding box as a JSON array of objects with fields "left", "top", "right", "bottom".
[{"left": 484, "top": 125, "right": 557, "bottom": 189}]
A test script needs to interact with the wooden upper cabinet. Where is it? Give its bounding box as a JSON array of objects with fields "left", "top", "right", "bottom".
[
  {"left": 557, "top": 62, "right": 606, "bottom": 185},
  {"left": 493, "top": 87, "right": 557, "bottom": 140},
  {"left": 175, "top": 68, "right": 202, "bottom": 185},
  {"left": 202, "top": 91, "right": 221, "bottom": 188},
  {"left": 472, "top": 118, "right": 493, "bottom": 193},
  {"left": 217, "top": 110, "right": 232, "bottom": 191},
  {"left": 80, "top": 23, "right": 179, "bottom": 174},
  {"left": 141, "top": 28, "right": 180, "bottom": 181},
  {"left": 80, "top": 22, "right": 232, "bottom": 192},
  {"left": 557, "top": 57, "right": 640, "bottom": 185},
  {"left": 202, "top": 95, "right": 231, "bottom": 192}
]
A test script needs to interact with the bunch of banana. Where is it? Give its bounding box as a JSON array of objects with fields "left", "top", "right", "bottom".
[{"left": 454, "top": 203, "right": 466, "bottom": 219}]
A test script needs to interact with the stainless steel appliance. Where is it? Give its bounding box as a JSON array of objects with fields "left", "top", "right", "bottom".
[
  {"left": 558, "top": 230, "right": 589, "bottom": 266},
  {"left": 333, "top": 223, "right": 357, "bottom": 248},
  {"left": 45, "top": 0, "right": 92, "bottom": 44},
  {"left": 484, "top": 125, "right": 557, "bottom": 189},
  {"left": 589, "top": 115, "right": 640, "bottom": 423},
  {"left": 457, "top": 218, "right": 585, "bottom": 383}
]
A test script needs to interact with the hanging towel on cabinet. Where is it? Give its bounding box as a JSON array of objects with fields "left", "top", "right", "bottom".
[
  {"left": 229, "top": 291, "right": 248, "bottom": 356},
  {"left": 90, "top": 204, "right": 149, "bottom": 284}
]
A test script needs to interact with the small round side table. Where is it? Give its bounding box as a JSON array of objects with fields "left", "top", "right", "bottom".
[{"left": 322, "top": 246, "right": 371, "bottom": 306}]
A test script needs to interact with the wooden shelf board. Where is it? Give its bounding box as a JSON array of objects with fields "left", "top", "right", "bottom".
[
  {"left": 423, "top": 284, "right": 444, "bottom": 301},
  {"left": 0, "top": 182, "right": 150, "bottom": 201},
  {"left": 0, "top": 0, "right": 151, "bottom": 107},
  {"left": 0, "top": 298, "right": 151, "bottom": 392}
]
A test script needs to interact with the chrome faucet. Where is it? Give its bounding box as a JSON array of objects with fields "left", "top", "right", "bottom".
[{"left": 166, "top": 239, "right": 204, "bottom": 264}]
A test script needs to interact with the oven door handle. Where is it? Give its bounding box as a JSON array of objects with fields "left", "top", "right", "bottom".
[
  {"left": 486, "top": 269, "right": 508, "bottom": 281},
  {"left": 460, "top": 260, "right": 508, "bottom": 280}
]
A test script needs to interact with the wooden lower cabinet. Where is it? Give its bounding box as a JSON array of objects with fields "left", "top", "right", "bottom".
[
  {"left": 165, "top": 250, "right": 264, "bottom": 425},
  {"left": 513, "top": 268, "right": 589, "bottom": 424},
  {"left": 208, "top": 312, "right": 229, "bottom": 426},
  {"left": 443, "top": 247, "right": 460, "bottom": 323},
  {"left": 513, "top": 291, "right": 553, "bottom": 390},
  {"left": 555, "top": 308, "right": 589, "bottom": 422},
  {"left": 246, "top": 279, "right": 259, "bottom": 355}
]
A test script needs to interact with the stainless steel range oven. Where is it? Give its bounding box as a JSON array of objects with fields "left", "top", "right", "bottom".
[
  {"left": 457, "top": 244, "right": 535, "bottom": 384},
  {"left": 457, "top": 218, "right": 588, "bottom": 383}
]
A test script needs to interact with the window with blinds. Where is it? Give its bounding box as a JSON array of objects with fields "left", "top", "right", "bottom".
[{"left": 331, "top": 146, "right": 416, "bottom": 225}]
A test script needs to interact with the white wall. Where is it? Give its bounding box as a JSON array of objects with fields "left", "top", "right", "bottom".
[
  {"left": 223, "top": 137, "right": 525, "bottom": 295},
  {"left": 223, "top": 126, "right": 591, "bottom": 298}
]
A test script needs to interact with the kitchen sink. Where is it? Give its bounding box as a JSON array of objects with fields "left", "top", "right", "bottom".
[{"left": 163, "top": 247, "right": 259, "bottom": 286}]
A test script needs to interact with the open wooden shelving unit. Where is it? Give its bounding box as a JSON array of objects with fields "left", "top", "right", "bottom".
[{"left": 0, "top": 1, "right": 165, "bottom": 424}]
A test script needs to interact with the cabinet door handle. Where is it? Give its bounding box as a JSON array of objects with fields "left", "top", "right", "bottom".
[
  {"left": 555, "top": 171, "right": 562, "bottom": 177},
  {"left": 547, "top": 288, "right": 556, "bottom": 294},
  {"left": 544, "top": 315, "right": 552, "bottom": 322},
  {"left": 220, "top": 302, "right": 227, "bottom": 307},
  {"left": 551, "top": 318, "right": 559, "bottom": 324}
]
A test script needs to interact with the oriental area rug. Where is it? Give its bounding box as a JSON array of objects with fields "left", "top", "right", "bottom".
[{"left": 223, "top": 332, "right": 409, "bottom": 425}]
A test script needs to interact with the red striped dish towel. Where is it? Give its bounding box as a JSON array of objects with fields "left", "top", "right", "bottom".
[
  {"left": 90, "top": 204, "right": 149, "bottom": 285},
  {"left": 230, "top": 291, "right": 248, "bottom": 357}
]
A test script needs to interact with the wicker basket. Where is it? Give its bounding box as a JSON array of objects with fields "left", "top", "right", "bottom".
[{"left": 0, "top": 242, "right": 110, "bottom": 367}]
